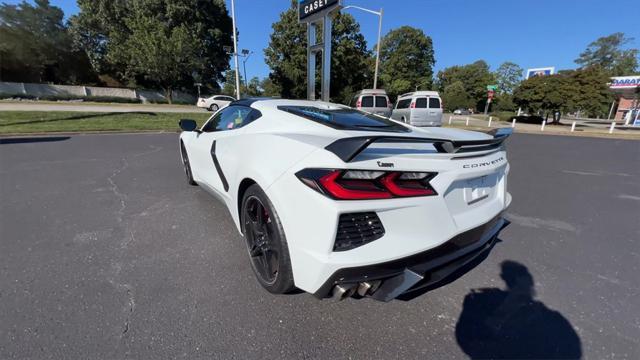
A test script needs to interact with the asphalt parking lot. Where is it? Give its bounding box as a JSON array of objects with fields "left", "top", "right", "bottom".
[{"left": 1, "top": 133, "right": 638, "bottom": 359}]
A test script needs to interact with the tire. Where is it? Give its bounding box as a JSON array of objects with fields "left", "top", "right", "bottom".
[
  {"left": 180, "top": 142, "right": 198, "bottom": 186},
  {"left": 208, "top": 103, "right": 219, "bottom": 112},
  {"left": 241, "top": 184, "right": 295, "bottom": 294}
]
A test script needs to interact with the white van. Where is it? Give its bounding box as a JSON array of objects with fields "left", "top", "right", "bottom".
[
  {"left": 391, "top": 91, "right": 443, "bottom": 126},
  {"left": 350, "top": 89, "right": 392, "bottom": 118}
]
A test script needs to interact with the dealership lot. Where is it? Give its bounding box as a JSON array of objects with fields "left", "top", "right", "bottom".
[{"left": 1, "top": 133, "right": 638, "bottom": 358}]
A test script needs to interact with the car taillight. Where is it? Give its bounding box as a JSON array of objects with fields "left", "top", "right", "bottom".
[
  {"left": 410, "top": 102, "right": 416, "bottom": 108},
  {"left": 296, "top": 169, "right": 437, "bottom": 200},
  {"left": 356, "top": 100, "right": 361, "bottom": 108},
  {"left": 379, "top": 172, "right": 436, "bottom": 197}
]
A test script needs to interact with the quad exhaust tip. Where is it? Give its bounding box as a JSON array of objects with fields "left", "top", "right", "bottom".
[
  {"left": 332, "top": 284, "right": 357, "bottom": 301},
  {"left": 332, "top": 281, "right": 382, "bottom": 301}
]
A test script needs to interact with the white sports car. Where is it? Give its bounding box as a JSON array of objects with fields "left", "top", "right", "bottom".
[{"left": 178, "top": 99, "right": 512, "bottom": 301}]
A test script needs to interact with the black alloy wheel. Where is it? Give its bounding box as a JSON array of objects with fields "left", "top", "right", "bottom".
[
  {"left": 180, "top": 142, "right": 197, "bottom": 186},
  {"left": 241, "top": 184, "right": 295, "bottom": 293},
  {"left": 244, "top": 195, "right": 279, "bottom": 284}
]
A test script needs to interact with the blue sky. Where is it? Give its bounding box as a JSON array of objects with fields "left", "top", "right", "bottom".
[{"left": 4, "top": 0, "right": 639, "bottom": 80}]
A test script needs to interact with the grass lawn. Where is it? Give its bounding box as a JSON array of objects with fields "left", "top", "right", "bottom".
[{"left": 0, "top": 111, "right": 211, "bottom": 134}]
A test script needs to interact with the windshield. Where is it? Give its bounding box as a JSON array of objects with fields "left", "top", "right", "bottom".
[{"left": 278, "top": 106, "right": 409, "bottom": 132}]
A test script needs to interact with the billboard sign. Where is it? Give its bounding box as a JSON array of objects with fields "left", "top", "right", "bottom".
[
  {"left": 299, "top": 0, "right": 341, "bottom": 22},
  {"left": 610, "top": 76, "right": 640, "bottom": 89},
  {"left": 526, "top": 67, "right": 555, "bottom": 79}
]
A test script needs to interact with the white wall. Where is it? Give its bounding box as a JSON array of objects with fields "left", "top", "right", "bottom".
[{"left": 0, "top": 81, "right": 196, "bottom": 103}]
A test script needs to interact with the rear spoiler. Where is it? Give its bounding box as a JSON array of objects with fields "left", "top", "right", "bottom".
[{"left": 325, "top": 128, "right": 513, "bottom": 162}]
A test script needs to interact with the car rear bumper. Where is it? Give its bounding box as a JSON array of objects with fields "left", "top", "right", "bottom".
[
  {"left": 267, "top": 147, "right": 510, "bottom": 298},
  {"left": 312, "top": 214, "right": 509, "bottom": 300},
  {"left": 412, "top": 121, "right": 442, "bottom": 127}
]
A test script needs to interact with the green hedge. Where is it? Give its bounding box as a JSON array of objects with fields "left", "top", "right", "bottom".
[
  {"left": 490, "top": 111, "right": 517, "bottom": 122},
  {"left": 146, "top": 98, "right": 194, "bottom": 105}
]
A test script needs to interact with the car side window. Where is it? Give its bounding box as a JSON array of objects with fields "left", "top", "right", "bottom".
[
  {"left": 415, "top": 98, "right": 428, "bottom": 108},
  {"left": 202, "top": 105, "right": 257, "bottom": 132},
  {"left": 201, "top": 112, "right": 222, "bottom": 132}
]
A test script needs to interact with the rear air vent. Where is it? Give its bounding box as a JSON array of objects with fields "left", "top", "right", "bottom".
[{"left": 334, "top": 212, "right": 385, "bottom": 252}]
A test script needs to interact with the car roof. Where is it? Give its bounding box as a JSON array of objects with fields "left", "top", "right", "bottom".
[
  {"left": 354, "top": 89, "right": 388, "bottom": 96},
  {"left": 398, "top": 91, "right": 440, "bottom": 98},
  {"left": 242, "top": 98, "right": 346, "bottom": 110}
]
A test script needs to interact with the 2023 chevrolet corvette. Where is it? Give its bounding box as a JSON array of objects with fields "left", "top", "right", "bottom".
[{"left": 178, "top": 98, "right": 512, "bottom": 301}]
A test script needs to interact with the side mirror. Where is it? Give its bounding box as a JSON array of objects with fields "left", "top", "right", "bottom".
[{"left": 179, "top": 119, "right": 198, "bottom": 132}]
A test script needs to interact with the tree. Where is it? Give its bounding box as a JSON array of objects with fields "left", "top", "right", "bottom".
[
  {"left": 220, "top": 71, "right": 264, "bottom": 97},
  {"left": 221, "top": 70, "right": 242, "bottom": 97},
  {"left": 437, "top": 60, "right": 496, "bottom": 111},
  {"left": 495, "top": 62, "right": 523, "bottom": 94},
  {"left": 575, "top": 33, "right": 639, "bottom": 76},
  {"left": 264, "top": 0, "right": 372, "bottom": 103},
  {"left": 513, "top": 74, "right": 573, "bottom": 123},
  {"left": 442, "top": 81, "right": 472, "bottom": 112},
  {"left": 0, "top": 0, "right": 96, "bottom": 84},
  {"left": 260, "top": 77, "right": 281, "bottom": 97},
  {"left": 569, "top": 66, "right": 614, "bottom": 118},
  {"left": 513, "top": 67, "right": 613, "bottom": 122},
  {"left": 378, "top": 26, "right": 435, "bottom": 99},
  {"left": 71, "top": 0, "right": 233, "bottom": 102},
  {"left": 245, "top": 77, "right": 262, "bottom": 97}
]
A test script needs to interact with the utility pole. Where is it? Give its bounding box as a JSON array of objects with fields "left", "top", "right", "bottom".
[
  {"left": 342, "top": 5, "right": 383, "bottom": 89},
  {"left": 230, "top": 0, "right": 241, "bottom": 100}
]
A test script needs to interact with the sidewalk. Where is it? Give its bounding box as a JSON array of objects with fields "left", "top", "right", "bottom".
[{"left": 444, "top": 114, "right": 640, "bottom": 140}]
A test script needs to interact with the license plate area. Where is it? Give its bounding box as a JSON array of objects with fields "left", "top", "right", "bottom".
[{"left": 464, "top": 175, "right": 493, "bottom": 205}]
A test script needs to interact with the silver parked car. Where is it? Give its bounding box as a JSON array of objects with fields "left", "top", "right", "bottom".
[
  {"left": 391, "top": 91, "right": 443, "bottom": 127},
  {"left": 350, "top": 89, "right": 392, "bottom": 118}
]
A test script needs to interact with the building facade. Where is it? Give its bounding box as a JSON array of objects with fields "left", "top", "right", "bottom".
[{"left": 610, "top": 75, "right": 640, "bottom": 124}]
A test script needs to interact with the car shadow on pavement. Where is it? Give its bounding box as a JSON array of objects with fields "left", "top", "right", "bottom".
[
  {"left": 0, "top": 136, "right": 71, "bottom": 144},
  {"left": 455, "top": 260, "right": 582, "bottom": 359}
]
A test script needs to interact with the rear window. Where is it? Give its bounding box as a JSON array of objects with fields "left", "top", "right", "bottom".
[
  {"left": 278, "top": 106, "right": 409, "bottom": 132},
  {"left": 375, "top": 96, "right": 388, "bottom": 108},
  {"left": 396, "top": 99, "right": 411, "bottom": 109},
  {"left": 360, "top": 96, "right": 374, "bottom": 108},
  {"left": 429, "top": 98, "right": 441, "bottom": 109},
  {"left": 415, "top": 98, "right": 428, "bottom": 108}
]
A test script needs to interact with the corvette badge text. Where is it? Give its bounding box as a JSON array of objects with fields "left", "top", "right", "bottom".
[{"left": 463, "top": 156, "right": 505, "bottom": 169}]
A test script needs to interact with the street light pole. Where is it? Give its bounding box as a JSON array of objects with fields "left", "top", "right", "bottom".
[
  {"left": 374, "top": 8, "right": 383, "bottom": 90},
  {"left": 342, "top": 5, "right": 383, "bottom": 89},
  {"left": 241, "top": 50, "right": 252, "bottom": 90},
  {"left": 230, "top": 0, "right": 241, "bottom": 100}
]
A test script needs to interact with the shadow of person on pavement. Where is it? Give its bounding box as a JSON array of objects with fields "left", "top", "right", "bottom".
[{"left": 455, "top": 261, "right": 582, "bottom": 359}]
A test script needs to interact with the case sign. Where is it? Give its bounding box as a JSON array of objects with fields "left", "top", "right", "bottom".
[{"left": 299, "top": 0, "right": 340, "bottom": 22}]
